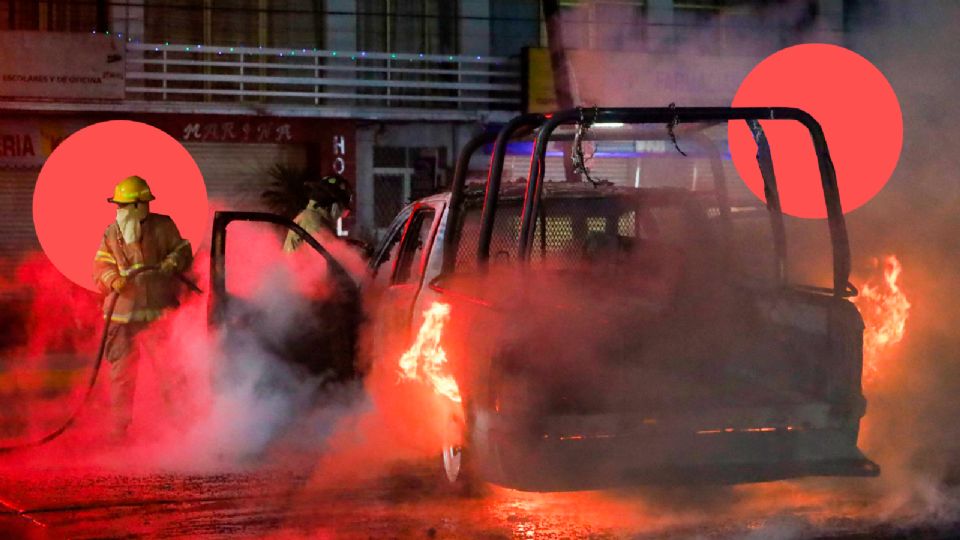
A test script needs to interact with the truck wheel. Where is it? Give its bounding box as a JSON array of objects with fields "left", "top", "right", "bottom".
[
  {"left": 440, "top": 443, "right": 485, "bottom": 497},
  {"left": 442, "top": 444, "right": 464, "bottom": 483},
  {"left": 441, "top": 410, "right": 468, "bottom": 484},
  {"left": 439, "top": 410, "right": 483, "bottom": 496}
]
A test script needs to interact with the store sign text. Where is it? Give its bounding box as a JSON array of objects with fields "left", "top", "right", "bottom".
[
  {"left": 0, "top": 122, "right": 75, "bottom": 168},
  {"left": 0, "top": 134, "right": 35, "bottom": 157},
  {"left": 181, "top": 121, "right": 295, "bottom": 143},
  {"left": 0, "top": 31, "right": 125, "bottom": 100}
]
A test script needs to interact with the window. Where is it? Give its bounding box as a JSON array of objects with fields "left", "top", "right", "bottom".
[
  {"left": 373, "top": 146, "right": 446, "bottom": 230},
  {"left": 490, "top": 0, "right": 540, "bottom": 57},
  {"left": 372, "top": 206, "right": 412, "bottom": 282},
  {"left": 374, "top": 174, "right": 406, "bottom": 229},
  {"left": 358, "top": 0, "right": 458, "bottom": 54},
  {"left": 3, "top": 0, "right": 100, "bottom": 32},
  {"left": 393, "top": 208, "right": 435, "bottom": 285},
  {"left": 144, "top": 1, "right": 323, "bottom": 48}
]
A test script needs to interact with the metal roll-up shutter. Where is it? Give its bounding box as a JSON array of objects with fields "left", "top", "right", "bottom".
[
  {"left": 502, "top": 155, "right": 549, "bottom": 184},
  {"left": 503, "top": 155, "right": 631, "bottom": 185},
  {"left": 542, "top": 156, "right": 565, "bottom": 183},
  {"left": 501, "top": 155, "right": 751, "bottom": 203},
  {"left": 184, "top": 143, "right": 307, "bottom": 211},
  {"left": 587, "top": 158, "right": 630, "bottom": 185},
  {"left": 722, "top": 159, "right": 754, "bottom": 203},
  {"left": 0, "top": 169, "right": 41, "bottom": 285}
]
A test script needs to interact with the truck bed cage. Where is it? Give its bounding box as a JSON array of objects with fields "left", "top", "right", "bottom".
[
  {"left": 449, "top": 107, "right": 851, "bottom": 298},
  {"left": 443, "top": 112, "right": 735, "bottom": 271}
]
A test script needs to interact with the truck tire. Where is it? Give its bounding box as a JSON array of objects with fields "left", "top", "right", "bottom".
[
  {"left": 439, "top": 404, "right": 484, "bottom": 496},
  {"left": 442, "top": 443, "right": 464, "bottom": 483}
]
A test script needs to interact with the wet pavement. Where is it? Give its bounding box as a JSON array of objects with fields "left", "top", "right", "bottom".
[
  {"left": 1, "top": 461, "right": 958, "bottom": 539},
  {"left": 0, "top": 353, "right": 957, "bottom": 539}
]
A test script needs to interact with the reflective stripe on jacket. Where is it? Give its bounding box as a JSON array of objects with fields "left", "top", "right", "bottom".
[
  {"left": 283, "top": 203, "right": 335, "bottom": 252},
  {"left": 93, "top": 213, "right": 193, "bottom": 323}
]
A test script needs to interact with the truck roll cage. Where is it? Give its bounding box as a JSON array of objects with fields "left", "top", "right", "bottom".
[
  {"left": 443, "top": 112, "right": 734, "bottom": 272},
  {"left": 442, "top": 113, "right": 546, "bottom": 274},
  {"left": 509, "top": 107, "right": 853, "bottom": 298}
]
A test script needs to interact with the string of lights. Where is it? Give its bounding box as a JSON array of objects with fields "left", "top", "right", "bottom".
[{"left": 92, "top": 30, "right": 515, "bottom": 63}]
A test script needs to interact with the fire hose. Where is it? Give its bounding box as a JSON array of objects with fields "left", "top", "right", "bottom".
[{"left": 0, "top": 265, "right": 202, "bottom": 454}]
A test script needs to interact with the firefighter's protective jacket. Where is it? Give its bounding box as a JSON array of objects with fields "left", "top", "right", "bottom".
[
  {"left": 93, "top": 213, "right": 192, "bottom": 323},
  {"left": 283, "top": 201, "right": 336, "bottom": 252}
]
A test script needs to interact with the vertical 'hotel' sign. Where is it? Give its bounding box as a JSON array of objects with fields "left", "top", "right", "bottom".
[{"left": 332, "top": 134, "right": 347, "bottom": 175}]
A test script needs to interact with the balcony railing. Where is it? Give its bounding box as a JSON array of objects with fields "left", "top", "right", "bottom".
[{"left": 125, "top": 43, "right": 522, "bottom": 111}]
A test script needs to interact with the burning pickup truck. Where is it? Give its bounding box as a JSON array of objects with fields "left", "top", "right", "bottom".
[{"left": 209, "top": 107, "right": 878, "bottom": 491}]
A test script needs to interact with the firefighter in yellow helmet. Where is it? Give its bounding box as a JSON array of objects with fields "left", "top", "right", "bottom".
[{"left": 92, "top": 175, "right": 192, "bottom": 439}]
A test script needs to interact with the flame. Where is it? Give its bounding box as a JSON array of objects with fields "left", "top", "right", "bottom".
[
  {"left": 397, "top": 302, "right": 462, "bottom": 403},
  {"left": 854, "top": 255, "right": 911, "bottom": 381}
]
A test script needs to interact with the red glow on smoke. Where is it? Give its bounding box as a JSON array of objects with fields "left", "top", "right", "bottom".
[{"left": 12, "top": 253, "right": 101, "bottom": 360}]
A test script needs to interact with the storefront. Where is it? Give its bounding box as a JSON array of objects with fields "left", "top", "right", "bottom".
[
  {"left": 357, "top": 121, "right": 481, "bottom": 242},
  {"left": 142, "top": 114, "right": 356, "bottom": 213},
  {"left": 0, "top": 113, "right": 356, "bottom": 285},
  {"left": 0, "top": 118, "right": 83, "bottom": 283}
]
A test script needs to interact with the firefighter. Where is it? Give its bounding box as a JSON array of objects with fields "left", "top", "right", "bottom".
[
  {"left": 283, "top": 174, "right": 353, "bottom": 252},
  {"left": 93, "top": 175, "right": 192, "bottom": 440},
  {"left": 279, "top": 174, "right": 361, "bottom": 379}
]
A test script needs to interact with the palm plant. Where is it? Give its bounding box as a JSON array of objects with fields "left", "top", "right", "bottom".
[{"left": 261, "top": 164, "right": 313, "bottom": 219}]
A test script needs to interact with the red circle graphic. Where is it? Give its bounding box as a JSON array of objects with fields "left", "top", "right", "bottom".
[
  {"left": 33, "top": 120, "right": 208, "bottom": 292},
  {"left": 728, "top": 43, "right": 903, "bottom": 218}
]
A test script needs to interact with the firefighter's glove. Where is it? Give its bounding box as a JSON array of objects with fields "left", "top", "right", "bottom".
[
  {"left": 159, "top": 258, "right": 178, "bottom": 276},
  {"left": 111, "top": 276, "right": 127, "bottom": 292}
]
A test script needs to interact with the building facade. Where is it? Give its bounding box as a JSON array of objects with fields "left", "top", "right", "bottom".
[{"left": 0, "top": 0, "right": 860, "bottom": 284}]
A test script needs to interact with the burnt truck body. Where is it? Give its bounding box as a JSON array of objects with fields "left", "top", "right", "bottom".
[{"left": 210, "top": 107, "right": 878, "bottom": 491}]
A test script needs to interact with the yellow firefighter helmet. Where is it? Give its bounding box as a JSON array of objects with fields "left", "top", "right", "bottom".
[{"left": 107, "top": 175, "right": 156, "bottom": 204}]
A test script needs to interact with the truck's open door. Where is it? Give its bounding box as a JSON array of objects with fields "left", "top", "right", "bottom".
[{"left": 208, "top": 211, "right": 363, "bottom": 380}]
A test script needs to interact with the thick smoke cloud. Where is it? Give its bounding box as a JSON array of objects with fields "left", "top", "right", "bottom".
[
  {"left": 0, "top": 210, "right": 369, "bottom": 474},
  {"left": 841, "top": 0, "right": 960, "bottom": 521}
]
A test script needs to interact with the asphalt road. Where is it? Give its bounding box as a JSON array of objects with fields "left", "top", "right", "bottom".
[
  {"left": 1, "top": 356, "right": 957, "bottom": 539},
  {"left": 1, "top": 460, "right": 958, "bottom": 539}
]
